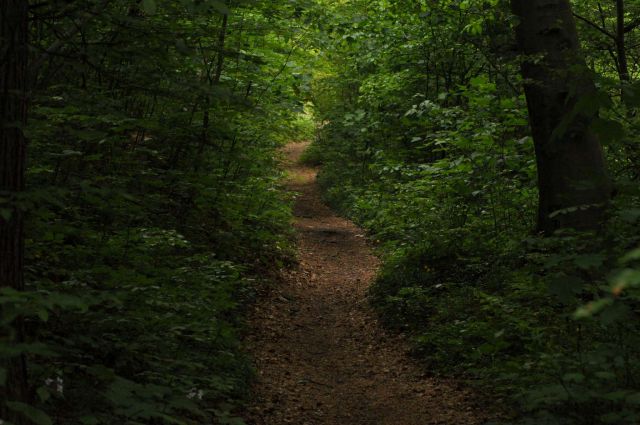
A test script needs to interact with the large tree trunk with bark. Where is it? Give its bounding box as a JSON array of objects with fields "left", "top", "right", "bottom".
[
  {"left": 511, "top": 0, "right": 613, "bottom": 233},
  {"left": 0, "top": 0, "right": 30, "bottom": 422}
]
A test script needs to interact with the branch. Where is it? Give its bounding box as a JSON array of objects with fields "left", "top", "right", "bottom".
[
  {"left": 625, "top": 17, "right": 640, "bottom": 33},
  {"left": 573, "top": 12, "right": 616, "bottom": 40},
  {"left": 597, "top": 2, "right": 609, "bottom": 30},
  {"left": 30, "top": 0, "right": 110, "bottom": 78},
  {"left": 467, "top": 38, "right": 519, "bottom": 95}
]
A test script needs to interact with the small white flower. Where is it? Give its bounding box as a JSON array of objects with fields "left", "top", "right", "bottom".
[
  {"left": 44, "top": 376, "right": 64, "bottom": 395},
  {"left": 56, "top": 377, "right": 64, "bottom": 395},
  {"left": 186, "top": 388, "right": 204, "bottom": 400}
]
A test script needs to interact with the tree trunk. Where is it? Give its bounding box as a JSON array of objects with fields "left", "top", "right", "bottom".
[
  {"left": 616, "top": 0, "right": 630, "bottom": 84},
  {"left": 0, "top": 0, "right": 30, "bottom": 422},
  {"left": 511, "top": 0, "right": 613, "bottom": 233}
]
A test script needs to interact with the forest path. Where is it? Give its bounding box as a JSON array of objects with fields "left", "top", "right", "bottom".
[{"left": 244, "top": 141, "right": 489, "bottom": 425}]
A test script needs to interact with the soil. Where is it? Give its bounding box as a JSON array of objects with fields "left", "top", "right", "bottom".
[{"left": 243, "top": 141, "right": 492, "bottom": 425}]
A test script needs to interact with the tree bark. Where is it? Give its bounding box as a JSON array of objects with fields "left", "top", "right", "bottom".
[
  {"left": 511, "top": 0, "right": 613, "bottom": 233},
  {"left": 0, "top": 0, "right": 30, "bottom": 422}
]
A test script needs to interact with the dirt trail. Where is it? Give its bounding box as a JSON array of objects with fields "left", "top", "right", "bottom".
[{"left": 244, "top": 141, "right": 490, "bottom": 425}]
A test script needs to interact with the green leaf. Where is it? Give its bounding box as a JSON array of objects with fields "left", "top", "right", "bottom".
[
  {"left": 621, "top": 248, "right": 640, "bottom": 263},
  {"left": 590, "top": 117, "right": 625, "bottom": 144},
  {"left": 573, "top": 254, "right": 605, "bottom": 270},
  {"left": 574, "top": 298, "right": 613, "bottom": 319},
  {"left": 563, "top": 372, "right": 585, "bottom": 383},
  {"left": 36, "top": 307, "right": 49, "bottom": 322},
  {"left": 626, "top": 393, "right": 640, "bottom": 405},
  {"left": 618, "top": 208, "right": 640, "bottom": 223},
  {"left": 599, "top": 302, "right": 630, "bottom": 325},
  {"left": 210, "top": 0, "right": 230, "bottom": 15},
  {"left": 6, "top": 402, "right": 53, "bottom": 425},
  {"left": 595, "top": 371, "right": 616, "bottom": 380},
  {"left": 175, "top": 39, "right": 189, "bottom": 55},
  {"left": 36, "top": 386, "right": 51, "bottom": 402},
  {"left": 548, "top": 275, "right": 583, "bottom": 303},
  {"left": 602, "top": 390, "right": 628, "bottom": 401},
  {"left": 622, "top": 81, "right": 640, "bottom": 107},
  {"left": 80, "top": 416, "right": 100, "bottom": 425},
  {"left": 610, "top": 268, "right": 640, "bottom": 295},
  {"left": 142, "top": 0, "right": 157, "bottom": 14},
  {"left": 0, "top": 208, "right": 12, "bottom": 221}
]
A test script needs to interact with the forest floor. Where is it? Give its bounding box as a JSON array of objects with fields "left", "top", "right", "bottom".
[{"left": 244, "top": 141, "right": 492, "bottom": 425}]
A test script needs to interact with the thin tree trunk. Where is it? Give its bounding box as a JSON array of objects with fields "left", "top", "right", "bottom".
[
  {"left": 196, "top": 7, "right": 229, "bottom": 171},
  {"left": 511, "top": 0, "right": 613, "bottom": 233},
  {"left": 0, "top": 0, "right": 30, "bottom": 423},
  {"left": 616, "top": 0, "right": 630, "bottom": 84}
]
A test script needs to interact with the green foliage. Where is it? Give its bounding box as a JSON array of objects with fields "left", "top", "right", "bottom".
[
  {"left": 305, "top": 0, "right": 640, "bottom": 423},
  {"left": 1, "top": 0, "right": 315, "bottom": 423}
]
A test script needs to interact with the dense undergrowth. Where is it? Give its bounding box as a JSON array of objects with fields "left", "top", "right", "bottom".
[
  {"left": 1, "top": 1, "right": 314, "bottom": 424},
  {"left": 304, "top": 1, "right": 640, "bottom": 423}
]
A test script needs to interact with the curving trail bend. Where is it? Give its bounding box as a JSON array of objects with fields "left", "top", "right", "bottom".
[{"left": 244, "top": 141, "right": 490, "bottom": 425}]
